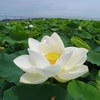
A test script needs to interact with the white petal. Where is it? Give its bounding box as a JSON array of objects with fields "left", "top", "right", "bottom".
[
  {"left": 57, "top": 65, "right": 88, "bottom": 81},
  {"left": 41, "top": 36, "right": 50, "bottom": 44},
  {"left": 51, "top": 32, "right": 64, "bottom": 53},
  {"left": 28, "top": 38, "right": 39, "bottom": 52},
  {"left": 63, "top": 47, "right": 88, "bottom": 69},
  {"left": 54, "top": 75, "right": 68, "bottom": 83},
  {"left": 13, "top": 55, "right": 33, "bottom": 71},
  {"left": 39, "top": 43, "right": 52, "bottom": 53},
  {"left": 56, "top": 50, "right": 73, "bottom": 66},
  {"left": 40, "top": 36, "right": 60, "bottom": 53},
  {"left": 66, "top": 47, "right": 88, "bottom": 66},
  {"left": 40, "top": 34, "right": 64, "bottom": 54},
  {"left": 28, "top": 49, "right": 50, "bottom": 68},
  {"left": 20, "top": 72, "right": 48, "bottom": 84},
  {"left": 23, "top": 67, "right": 46, "bottom": 76},
  {"left": 23, "top": 64, "right": 62, "bottom": 78},
  {"left": 42, "top": 64, "right": 62, "bottom": 77}
]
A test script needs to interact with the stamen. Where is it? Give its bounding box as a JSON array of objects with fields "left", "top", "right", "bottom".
[{"left": 45, "top": 53, "right": 61, "bottom": 65}]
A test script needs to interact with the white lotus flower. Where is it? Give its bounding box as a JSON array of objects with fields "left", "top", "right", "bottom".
[
  {"left": 24, "top": 26, "right": 28, "bottom": 29},
  {"left": 29, "top": 24, "right": 33, "bottom": 28},
  {"left": 13, "top": 32, "right": 89, "bottom": 84},
  {"left": 6, "top": 23, "right": 9, "bottom": 25}
]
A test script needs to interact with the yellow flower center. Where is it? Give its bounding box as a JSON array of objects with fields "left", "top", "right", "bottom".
[{"left": 45, "top": 53, "right": 61, "bottom": 65}]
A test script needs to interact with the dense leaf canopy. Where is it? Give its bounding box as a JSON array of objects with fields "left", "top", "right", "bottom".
[{"left": 0, "top": 18, "right": 100, "bottom": 100}]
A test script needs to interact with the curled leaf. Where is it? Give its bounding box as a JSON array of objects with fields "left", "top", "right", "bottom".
[{"left": 71, "top": 36, "right": 91, "bottom": 50}]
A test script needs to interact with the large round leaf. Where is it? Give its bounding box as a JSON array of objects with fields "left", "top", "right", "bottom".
[
  {"left": 0, "top": 51, "right": 26, "bottom": 85},
  {"left": 3, "top": 84, "right": 67, "bottom": 100},
  {"left": 67, "top": 80, "right": 100, "bottom": 100},
  {"left": 87, "top": 50, "right": 100, "bottom": 66}
]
